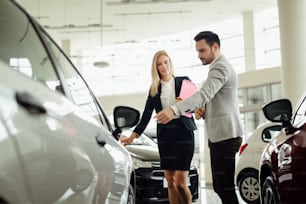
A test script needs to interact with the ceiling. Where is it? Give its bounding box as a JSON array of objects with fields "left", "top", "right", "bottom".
[{"left": 18, "top": 0, "right": 277, "bottom": 52}]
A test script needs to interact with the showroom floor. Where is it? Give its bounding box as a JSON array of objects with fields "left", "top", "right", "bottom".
[{"left": 193, "top": 180, "right": 247, "bottom": 204}]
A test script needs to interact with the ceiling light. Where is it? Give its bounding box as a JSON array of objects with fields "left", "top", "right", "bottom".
[{"left": 93, "top": 61, "right": 110, "bottom": 68}]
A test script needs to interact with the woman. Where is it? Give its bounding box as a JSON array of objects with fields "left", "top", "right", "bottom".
[{"left": 120, "top": 50, "right": 197, "bottom": 204}]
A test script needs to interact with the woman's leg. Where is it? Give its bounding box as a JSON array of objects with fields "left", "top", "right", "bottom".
[
  {"left": 174, "top": 170, "right": 192, "bottom": 204},
  {"left": 164, "top": 170, "right": 179, "bottom": 204},
  {"left": 164, "top": 170, "right": 192, "bottom": 204}
]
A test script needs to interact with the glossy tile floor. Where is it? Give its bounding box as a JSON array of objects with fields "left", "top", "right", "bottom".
[{"left": 193, "top": 180, "right": 247, "bottom": 204}]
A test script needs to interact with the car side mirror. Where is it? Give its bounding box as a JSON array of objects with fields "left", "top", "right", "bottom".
[
  {"left": 262, "top": 99, "right": 292, "bottom": 123},
  {"left": 262, "top": 99, "right": 293, "bottom": 134},
  {"left": 112, "top": 106, "right": 140, "bottom": 140}
]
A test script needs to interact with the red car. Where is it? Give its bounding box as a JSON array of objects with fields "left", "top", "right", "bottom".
[{"left": 259, "top": 92, "right": 306, "bottom": 204}]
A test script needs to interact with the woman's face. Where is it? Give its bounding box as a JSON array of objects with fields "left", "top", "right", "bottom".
[{"left": 156, "top": 54, "right": 171, "bottom": 81}]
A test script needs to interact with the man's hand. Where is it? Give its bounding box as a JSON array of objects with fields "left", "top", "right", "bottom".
[
  {"left": 176, "top": 97, "right": 182, "bottom": 102},
  {"left": 155, "top": 108, "right": 175, "bottom": 124},
  {"left": 195, "top": 108, "right": 205, "bottom": 120}
]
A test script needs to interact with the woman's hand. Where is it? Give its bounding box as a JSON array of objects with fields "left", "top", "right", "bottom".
[
  {"left": 119, "top": 132, "right": 137, "bottom": 146},
  {"left": 195, "top": 108, "right": 205, "bottom": 120}
]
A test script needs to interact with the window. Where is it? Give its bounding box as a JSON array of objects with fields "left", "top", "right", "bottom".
[
  {"left": 293, "top": 96, "right": 306, "bottom": 127},
  {"left": 239, "top": 83, "right": 282, "bottom": 140},
  {"left": 247, "top": 86, "right": 268, "bottom": 105},
  {"left": 262, "top": 125, "right": 282, "bottom": 142},
  {"left": 254, "top": 8, "right": 281, "bottom": 69},
  {"left": 9, "top": 58, "right": 32, "bottom": 77},
  {"left": 0, "top": 2, "right": 60, "bottom": 90},
  {"left": 42, "top": 32, "right": 113, "bottom": 131},
  {"left": 271, "top": 83, "right": 282, "bottom": 100},
  {"left": 0, "top": 1, "right": 113, "bottom": 132}
]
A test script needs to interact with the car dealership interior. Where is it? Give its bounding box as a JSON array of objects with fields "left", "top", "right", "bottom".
[{"left": 4, "top": 0, "right": 306, "bottom": 203}]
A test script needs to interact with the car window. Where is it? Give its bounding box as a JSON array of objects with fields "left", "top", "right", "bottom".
[
  {"left": 292, "top": 96, "right": 306, "bottom": 127},
  {"left": 262, "top": 125, "right": 282, "bottom": 142},
  {"left": 41, "top": 32, "right": 113, "bottom": 131},
  {"left": 0, "top": 1, "right": 60, "bottom": 90},
  {"left": 0, "top": 1, "right": 114, "bottom": 132}
]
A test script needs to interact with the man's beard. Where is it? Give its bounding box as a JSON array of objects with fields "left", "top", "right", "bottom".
[
  {"left": 201, "top": 59, "right": 208, "bottom": 65},
  {"left": 201, "top": 49, "right": 215, "bottom": 65},
  {"left": 202, "top": 53, "right": 214, "bottom": 65}
]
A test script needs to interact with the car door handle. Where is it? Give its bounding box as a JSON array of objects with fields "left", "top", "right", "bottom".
[
  {"left": 96, "top": 135, "right": 106, "bottom": 147},
  {"left": 15, "top": 91, "right": 46, "bottom": 114}
]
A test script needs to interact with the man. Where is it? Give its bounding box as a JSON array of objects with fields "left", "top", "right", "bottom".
[{"left": 155, "top": 31, "right": 243, "bottom": 204}]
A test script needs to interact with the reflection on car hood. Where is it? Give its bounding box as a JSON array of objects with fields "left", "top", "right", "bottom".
[{"left": 126, "top": 145, "right": 160, "bottom": 161}]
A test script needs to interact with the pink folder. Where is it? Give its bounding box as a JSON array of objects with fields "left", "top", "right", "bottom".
[{"left": 179, "top": 80, "right": 197, "bottom": 117}]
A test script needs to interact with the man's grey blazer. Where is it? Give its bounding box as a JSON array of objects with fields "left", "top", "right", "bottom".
[{"left": 173, "top": 55, "right": 243, "bottom": 143}]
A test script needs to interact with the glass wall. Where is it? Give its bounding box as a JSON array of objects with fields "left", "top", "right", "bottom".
[
  {"left": 239, "top": 83, "right": 282, "bottom": 140},
  {"left": 77, "top": 7, "right": 281, "bottom": 100},
  {"left": 254, "top": 7, "right": 281, "bottom": 69}
]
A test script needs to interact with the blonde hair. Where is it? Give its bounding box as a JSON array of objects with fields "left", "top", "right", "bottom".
[{"left": 149, "top": 50, "right": 174, "bottom": 97}]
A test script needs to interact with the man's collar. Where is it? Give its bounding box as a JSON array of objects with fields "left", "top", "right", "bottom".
[{"left": 210, "top": 54, "right": 222, "bottom": 67}]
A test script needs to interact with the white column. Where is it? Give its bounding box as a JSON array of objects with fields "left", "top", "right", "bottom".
[
  {"left": 243, "top": 11, "right": 256, "bottom": 72},
  {"left": 74, "top": 50, "right": 84, "bottom": 73},
  {"left": 278, "top": 0, "right": 306, "bottom": 104}
]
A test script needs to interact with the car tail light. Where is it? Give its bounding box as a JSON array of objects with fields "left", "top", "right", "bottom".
[{"left": 239, "top": 143, "right": 248, "bottom": 156}]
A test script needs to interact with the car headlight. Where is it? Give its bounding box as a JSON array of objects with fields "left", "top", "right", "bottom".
[{"left": 131, "top": 156, "right": 154, "bottom": 169}]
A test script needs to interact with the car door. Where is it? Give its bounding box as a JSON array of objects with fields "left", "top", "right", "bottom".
[
  {"left": 0, "top": 92, "right": 30, "bottom": 204},
  {"left": 1, "top": 64, "right": 133, "bottom": 204},
  {"left": 1, "top": 85, "right": 80, "bottom": 204}
]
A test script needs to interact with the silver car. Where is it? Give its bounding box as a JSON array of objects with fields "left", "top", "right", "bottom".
[
  {"left": 0, "top": 0, "right": 139, "bottom": 203},
  {"left": 0, "top": 65, "right": 138, "bottom": 203}
]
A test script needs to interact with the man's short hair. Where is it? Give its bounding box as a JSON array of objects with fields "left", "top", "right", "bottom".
[{"left": 194, "top": 31, "right": 220, "bottom": 47}]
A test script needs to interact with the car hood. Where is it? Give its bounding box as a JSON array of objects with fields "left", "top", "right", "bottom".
[{"left": 126, "top": 144, "right": 160, "bottom": 161}]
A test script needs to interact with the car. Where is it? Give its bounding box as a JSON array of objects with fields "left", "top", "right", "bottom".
[
  {"left": 0, "top": 0, "right": 140, "bottom": 203},
  {"left": 259, "top": 92, "right": 306, "bottom": 204},
  {"left": 120, "top": 129, "right": 199, "bottom": 203},
  {"left": 235, "top": 122, "right": 282, "bottom": 204},
  {"left": 0, "top": 62, "right": 140, "bottom": 204}
]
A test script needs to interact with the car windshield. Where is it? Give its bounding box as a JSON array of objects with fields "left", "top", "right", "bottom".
[
  {"left": 0, "top": 1, "right": 59, "bottom": 88},
  {"left": 292, "top": 95, "right": 306, "bottom": 128},
  {"left": 0, "top": 0, "right": 114, "bottom": 132}
]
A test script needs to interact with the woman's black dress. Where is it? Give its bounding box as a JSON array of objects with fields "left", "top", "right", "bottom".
[{"left": 157, "top": 119, "right": 194, "bottom": 171}]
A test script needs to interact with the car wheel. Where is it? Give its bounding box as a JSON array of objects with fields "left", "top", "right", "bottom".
[
  {"left": 261, "top": 176, "right": 279, "bottom": 204},
  {"left": 238, "top": 171, "right": 260, "bottom": 204},
  {"left": 127, "top": 184, "right": 135, "bottom": 204}
]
